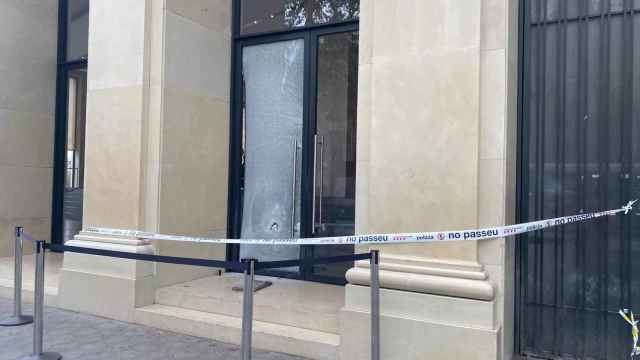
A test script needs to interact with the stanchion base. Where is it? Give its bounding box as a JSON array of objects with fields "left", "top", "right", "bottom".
[
  {"left": 17, "top": 352, "right": 62, "bottom": 360},
  {"left": 0, "top": 315, "right": 33, "bottom": 326}
]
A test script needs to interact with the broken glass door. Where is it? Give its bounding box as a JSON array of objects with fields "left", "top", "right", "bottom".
[{"left": 239, "top": 39, "right": 305, "bottom": 270}]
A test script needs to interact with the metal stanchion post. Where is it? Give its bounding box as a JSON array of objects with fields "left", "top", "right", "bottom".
[
  {"left": 18, "top": 241, "right": 61, "bottom": 360},
  {"left": 0, "top": 226, "right": 33, "bottom": 326},
  {"left": 370, "top": 250, "right": 380, "bottom": 360},
  {"left": 241, "top": 259, "right": 256, "bottom": 360}
]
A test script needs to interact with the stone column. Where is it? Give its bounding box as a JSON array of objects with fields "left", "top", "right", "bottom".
[
  {"left": 58, "top": 0, "right": 158, "bottom": 322},
  {"left": 476, "top": 0, "right": 521, "bottom": 358},
  {"left": 57, "top": 0, "right": 233, "bottom": 321},
  {"left": 340, "top": 1, "right": 518, "bottom": 359},
  {"left": 153, "top": 0, "right": 231, "bottom": 288}
]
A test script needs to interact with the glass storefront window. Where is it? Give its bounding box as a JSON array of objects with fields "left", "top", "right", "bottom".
[
  {"left": 63, "top": 69, "right": 87, "bottom": 243},
  {"left": 66, "top": 0, "right": 90, "bottom": 61},
  {"left": 57, "top": 0, "right": 90, "bottom": 244},
  {"left": 240, "top": 0, "right": 359, "bottom": 35}
]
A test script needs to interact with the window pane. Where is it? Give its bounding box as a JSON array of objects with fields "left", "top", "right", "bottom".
[
  {"left": 312, "top": 31, "right": 358, "bottom": 280},
  {"left": 63, "top": 68, "right": 87, "bottom": 243},
  {"left": 241, "top": 0, "right": 359, "bottom": 35},
  {"left": 66, "top": 0, "right": 90, "bottom": 61}
]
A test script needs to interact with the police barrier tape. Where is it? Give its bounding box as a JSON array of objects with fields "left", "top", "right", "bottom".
[{"left": 84, "top": 200, "right": 637, "bottom": 246}]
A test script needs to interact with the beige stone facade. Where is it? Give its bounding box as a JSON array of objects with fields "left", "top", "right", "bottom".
[
  {"left": 1, "top": 1, "right": 521, "bottom": 359},
  {"left": 0, "top": 1, "right": 58, "bottom": 257}
]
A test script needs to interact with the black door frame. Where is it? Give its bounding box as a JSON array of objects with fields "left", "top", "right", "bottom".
[
  {"left": 52, "top": 0, "right": 88, "bottom": 246},
  {"left": 226, "top": 1, "right": 358, "bottom": 284}
]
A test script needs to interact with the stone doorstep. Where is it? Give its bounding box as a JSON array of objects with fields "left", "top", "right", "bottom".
[
  {"left": 0, "top": 277, "right": 339, "bottom": 360},
  {"left": 155, "top": 273, "right": 345, "bottom": 334},
  {"left": 135, "top": 304, "right": 340, "bottom": 360}
]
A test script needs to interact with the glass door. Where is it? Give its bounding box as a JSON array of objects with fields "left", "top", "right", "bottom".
[
  {"left": 230, "top": 23, "right": 359, "bottom": 284},
  {"left": 239, "top": 38, "right": 305, "bottom": 273},
  {"left": 308, "top": 30, "right": 358, "bottom": 281}
]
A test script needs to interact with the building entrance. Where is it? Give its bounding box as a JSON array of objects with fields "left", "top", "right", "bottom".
[{"left": 228, "top": 1, "right": 359, "bottom": 284}]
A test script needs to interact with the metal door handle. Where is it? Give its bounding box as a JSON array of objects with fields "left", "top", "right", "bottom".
[
  {"left": 312, "top": 135, "right": 325, "bottom": 233},
  {"left": 291, "top": 139, "right": 299, "bottom": 237},
  {"left": 318, "top": 136, "right": 324, "bottom": 232},
  {"left": 312, "top": 135, "right": 318, "bottom": 234}
]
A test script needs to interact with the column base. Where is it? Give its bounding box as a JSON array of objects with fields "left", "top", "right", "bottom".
[
  {"left": 340, "top": 285, "right": 500, "bottom": 360},
  {"left": 0, "top": 314, "right": 33, "bottom": 326},
  {"left": 57, "top": 232, "right": 155, "bottom": 322}
]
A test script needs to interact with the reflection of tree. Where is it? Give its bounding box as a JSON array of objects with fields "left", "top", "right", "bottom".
[
  {"left": 284, "top": 0, "right": 359, "bottom": 28},
  {"left": 242, "top": 0, "right": 359, "bottom": 33}
]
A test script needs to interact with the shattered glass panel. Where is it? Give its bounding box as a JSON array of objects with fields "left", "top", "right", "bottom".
[{"left": 240, "top": 39, "right": 304, "bottom": 269}]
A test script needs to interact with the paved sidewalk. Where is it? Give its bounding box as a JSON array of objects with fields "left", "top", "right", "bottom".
[{"left": 0, "top": 297, "right": 307, "bottom": 360}]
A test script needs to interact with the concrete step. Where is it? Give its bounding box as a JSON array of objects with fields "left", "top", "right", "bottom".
[
  {"left": 155, "top": 273, "right": 345, "bottom": 334},
  {"left": 135, "top": 304, "right": 339, "bottom": 360}
]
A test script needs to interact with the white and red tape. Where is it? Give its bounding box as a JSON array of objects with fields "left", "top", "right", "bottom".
[{"left": 83, "top": 200, "right": 637, "bottom": 246}]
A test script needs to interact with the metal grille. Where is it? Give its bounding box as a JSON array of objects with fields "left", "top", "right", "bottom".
[{"left": 518, "top": 0, "right": 640, "bottom": 358}]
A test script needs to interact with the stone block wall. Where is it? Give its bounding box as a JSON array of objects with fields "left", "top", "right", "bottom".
[{"left": 0, "top": 1, "right": 58, "bottom": 257}]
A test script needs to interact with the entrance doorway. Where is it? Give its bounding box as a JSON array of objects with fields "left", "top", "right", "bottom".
[{"left": 228, "top": 1, "right": 359, "bottom": 284}]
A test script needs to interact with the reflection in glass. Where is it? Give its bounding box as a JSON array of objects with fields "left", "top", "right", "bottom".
[
  {"left": 312, "top": 31, "right": 358, "bottom": 279},
  {"left": 66, "top": 0, "right": 90, "bottom": 61},
  {"left": 239, "top": 40, "right": 305, "bottom": 270},
  {"left": 63, "top": 69, "right": 87, "bottom": 243},
  {"left": 241, "top": 0, "right": 359, "bottom": 35}
]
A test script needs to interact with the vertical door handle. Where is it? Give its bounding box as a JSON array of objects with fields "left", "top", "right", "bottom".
[
  {"left": 312, "top": 135, "right": 318, "bottom": 234},
  {"left": 291, "top": 139, "right": 299, "bottom": 237},
  {"left": 312, "top": 135, "right": 325, "bottom": 234},
  {"left": 318, "top": 135, "right": 325, "bottom": 232}
]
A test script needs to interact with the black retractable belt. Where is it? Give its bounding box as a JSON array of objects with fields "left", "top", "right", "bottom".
[
  {"left": 45, "top": 243, "right": 247, "bottom": 272},
  {"left": 256, "top": 252, "right": 372, "bottom": 270}
]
